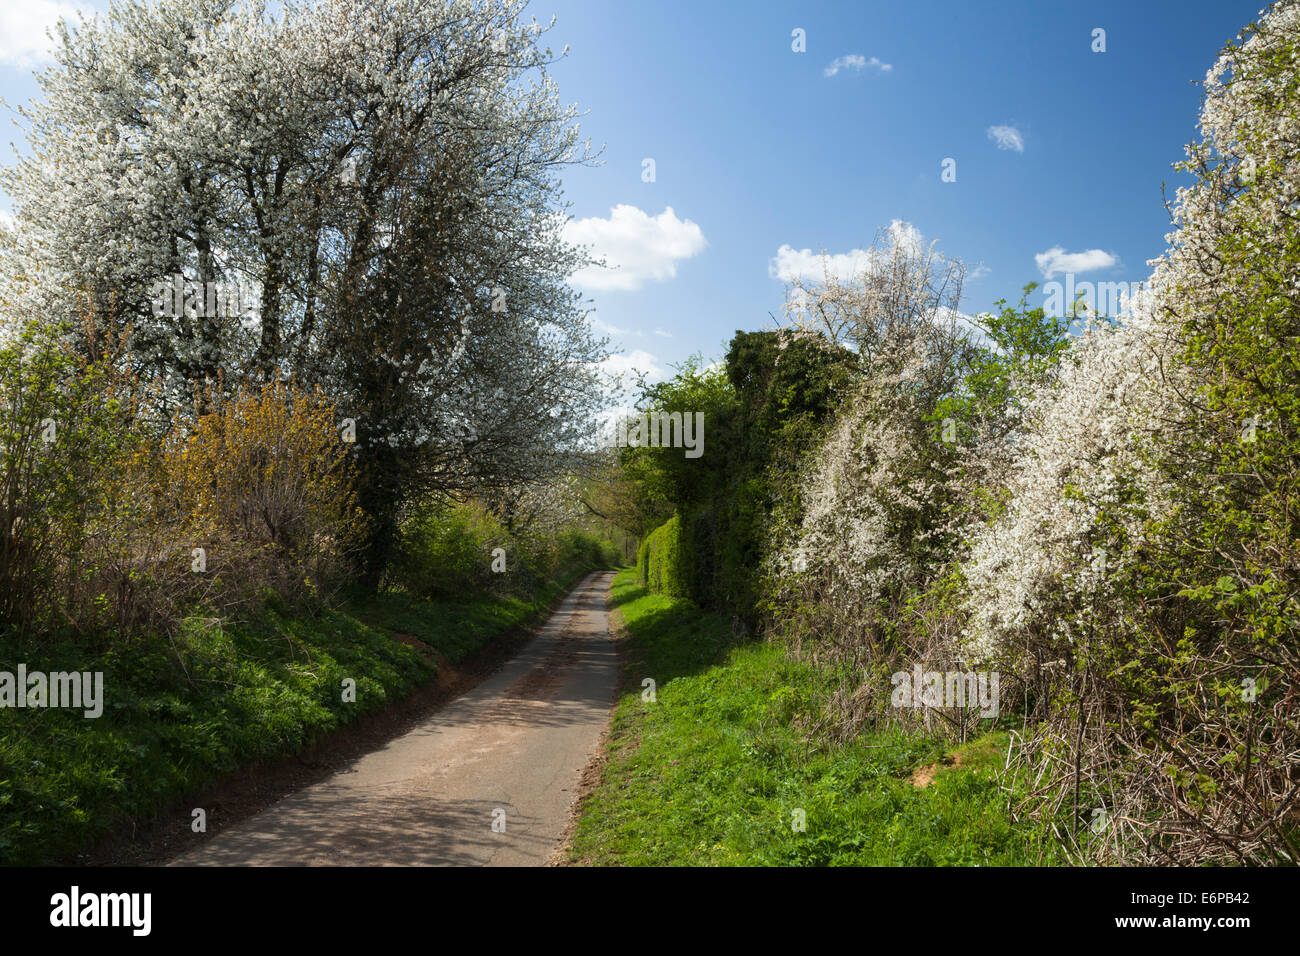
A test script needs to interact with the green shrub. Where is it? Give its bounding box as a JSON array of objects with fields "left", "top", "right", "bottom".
[
  {"left": 621, "top": 334, "right": 856, "bottom": 620},
  {"left": 389, "top": 499, "right": 508, "bottom": 600},
  {"left": 639, "top": 514, "right": 689, "bottom": 598},
  {"left": 0, "top": 328, "right": 143, "bottom": 644},
  {"left": 392, "top": 498, "right": 618, "bottom": 601}
]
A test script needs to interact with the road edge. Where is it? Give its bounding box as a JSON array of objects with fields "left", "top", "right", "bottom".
[
  {"left": 548, "top": 570, "right": 634, "bottom": 867},
  {"left": 80, "top": 568, "right": 610, "bottom": 866}
]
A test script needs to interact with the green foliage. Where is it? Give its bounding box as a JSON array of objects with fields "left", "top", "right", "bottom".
[
  {"left": 0, "top": 328, "right": 142, "bottom": 642},
  {"left": 0, "top": 605, "right": 429, "bottom": 864},
  {"left": 637, "top": 513, "right": 689, "bottom": 598},
  {"left": 932, "top": 283, "right": 1072, "bottom": 446},
  {"left": 0, "top": 349, "right": 369, "bottom": 647},
  {"left": 618, "top": 355, "right": 735, "bottom": 532},
  {"left": 0, "top": 331, "right": 616, "bottom": 866},
  {"left": 390, "top": 498, "right": 618, "bottom": 601},
  {"left": 390, "top": 499, "right": 509, "bottom": 599}
]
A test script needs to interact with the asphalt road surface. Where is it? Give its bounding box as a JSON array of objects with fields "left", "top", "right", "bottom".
[{"left": 172, "top": 570, "right": 618, "bottom": 866}]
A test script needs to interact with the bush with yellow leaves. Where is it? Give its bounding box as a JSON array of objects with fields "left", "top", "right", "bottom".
[{"left": 150, "top": 381, "right": 366, "bottom": 618}]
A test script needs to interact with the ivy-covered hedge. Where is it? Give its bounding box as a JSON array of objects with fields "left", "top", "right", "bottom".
[{"left": 625, "top": 330, "right": 857, "bottom": 620}]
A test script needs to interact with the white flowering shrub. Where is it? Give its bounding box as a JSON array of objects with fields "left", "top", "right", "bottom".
[
  {"left": 765, "top": 229, "right": 1000, "bottom": 737},
  {"left": 959, "top": 299, "right": 1189, "bottom": 666},
  {"left": 769, "top": 4, "right": 1300, "bottom": 859},
  {"left": 787, "top": 347, "right": 964, "bottom": 617},
  {"left": 765, "top": 208, "right": 1077, "bottom": 732},
  {"left": 959, "top": 0, "right": 1300, "bottom": 864}
]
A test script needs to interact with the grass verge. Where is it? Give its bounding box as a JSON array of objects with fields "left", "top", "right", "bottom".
[
  {"left": 569, "top": 569, "right": 1060, "bottom": 866},
  {"left": 0, "top": 562, "right": 602, "bottom": 865}
]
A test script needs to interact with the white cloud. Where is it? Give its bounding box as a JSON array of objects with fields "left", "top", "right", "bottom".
[
  {"left": 589, "top": 314, "right": 627, "bottom": 337},
  {"left": 565, "top": 205, "right": 707, "bottom": 292},
  {"left": 598, "top": 348, "right": 663, "bottom": 385},
  {"left": 935, "top": 306, "right": 996, "bottom": 351},
  {"left": 653, "top": 328, "right": 672, "bottom": 338},
  {"left": 769, "top": 219, "right": 924, "bottom": 282},
  {"left": 969, "top": 264, "right": 991, "bottom": 280},
  {"left": 986, "top": 125, "right": 1024, "bottom": 152},
  {"left": 0, "top": 1, "right": 88, "bottom": 68},
  {"left": 824, "top": 54, "right": 892, "bottom": 77},
  {"left": 770, "top": 245, "right": 870, "bottom": 282},
  {"left": 585, "top": 350, "right": 667, "bottom": 446},
  {"left": 1034, "top": 245, "right": 1117, "bottom": 279}
]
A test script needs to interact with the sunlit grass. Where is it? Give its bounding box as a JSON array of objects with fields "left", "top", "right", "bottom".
[{"left": 570, "top": 569, "right": 1060, "bottom": 866}]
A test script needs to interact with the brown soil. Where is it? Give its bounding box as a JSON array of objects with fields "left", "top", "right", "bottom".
[
  {"left": 911, "top": 748, "right": 968, "bottom": 789},
  {"left": 391, "top": 631, "right": 436, "bottom": 658}
]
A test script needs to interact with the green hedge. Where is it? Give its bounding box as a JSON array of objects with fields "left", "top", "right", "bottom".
[{"left": 637, "top": 514, "right": 689, "bottom": 598}]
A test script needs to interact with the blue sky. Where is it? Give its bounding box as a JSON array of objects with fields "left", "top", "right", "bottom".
[
  {"left": 542, "top": 0, "right": 1263, "bottom": 380},
  {"left": 0, "top": 0, "right": 1267, "bottom": 383}
]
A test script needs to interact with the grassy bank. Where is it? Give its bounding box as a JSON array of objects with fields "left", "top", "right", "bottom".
[
  {"left": 0, "top": 562, "right": 601, "bottom": 865},
  {"left": 569, "top": 569, "right": 1060, "bottom": 866}
]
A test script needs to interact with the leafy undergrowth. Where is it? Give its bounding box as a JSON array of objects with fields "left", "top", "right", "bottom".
[
  {"left": 571, "top": 569, "right": 1060, "bottom": 866},
  {"left": 0, "top": 565, "right": 599, "bottom": 865},
  {"left": 345, "top": 565, "right": 584, "bottom": 664}
]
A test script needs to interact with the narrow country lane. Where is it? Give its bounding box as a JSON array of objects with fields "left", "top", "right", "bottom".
[{"left": 171, "top": 571, "right": 618, "bottom": 867}]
